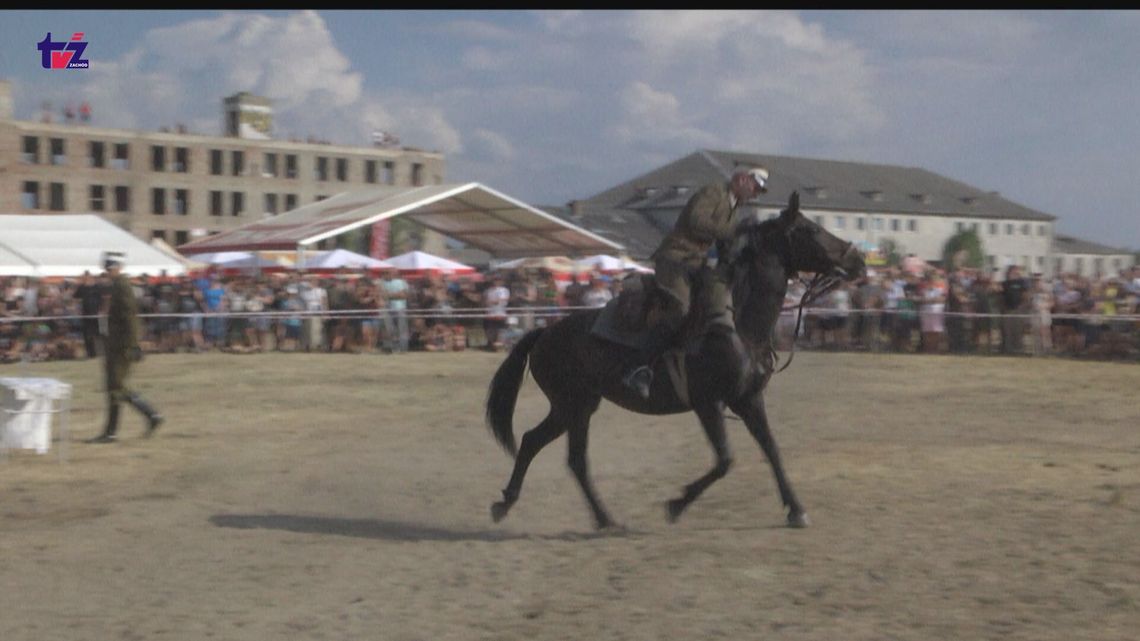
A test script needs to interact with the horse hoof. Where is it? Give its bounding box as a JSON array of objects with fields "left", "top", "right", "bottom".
[
  {"left": 665, "top": 499, "right": 685, "bottom": 523},
  {"left": 787, "top": 511, "right": 810, "bottom": 528},
  {"left": 490, "top": 501, "right": 511, "bottom": 523}
]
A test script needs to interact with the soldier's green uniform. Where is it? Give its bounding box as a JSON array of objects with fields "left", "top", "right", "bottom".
[
  {"left": 87, "top": 254, "right": 163, "bottom": 443},
  {"left": 622, "top": 169, "right": 768, "bottom": 398}
]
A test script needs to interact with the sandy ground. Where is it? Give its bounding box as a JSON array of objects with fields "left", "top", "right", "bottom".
[{"left": 0, "top": 350, "right": 1137, "bottom": 641}]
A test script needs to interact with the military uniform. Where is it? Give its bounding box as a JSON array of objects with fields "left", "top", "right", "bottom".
[
  {"left": 622, "top": 169, "right": 766, "bottom": 398},
  {"left": 88, "top": 256, "right": 163, "bottom": 443}
]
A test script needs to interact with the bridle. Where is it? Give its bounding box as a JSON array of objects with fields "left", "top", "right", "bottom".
[{"left": 774, "top": 239, "right": 857, "bottom": 373}]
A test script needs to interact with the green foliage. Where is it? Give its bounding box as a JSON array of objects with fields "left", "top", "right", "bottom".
[
  {"left": 878, "top": 237, "right": 904, "bottom": 267},
  {"left": 942, "top": 229, "right": 986, "bottom": 269}
]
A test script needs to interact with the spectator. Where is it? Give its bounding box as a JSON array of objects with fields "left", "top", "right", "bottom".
[
  {"left": 483, "top": 275, "right": 511, "bottom": 351},
  {"left": 581, "top": 275, "right": 614, "bottom": 308},
  {"left": 1000, "top": 265, "right": 1031, "bottom": 355},
  {"left": 300, "top": 275, "right": 327, "bottom": 352},
  {"left": 381, "top": 268, "right": 410, "bottom": 353},
  {"left": 74, "top": 270, "right": 105, "bottom": 358}
]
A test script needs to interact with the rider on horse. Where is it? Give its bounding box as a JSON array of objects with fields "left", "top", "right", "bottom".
[{"left": 622, "top": 166, "right": 769, "bottom": 399}]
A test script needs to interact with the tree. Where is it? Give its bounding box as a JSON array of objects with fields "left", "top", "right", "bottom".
[
  {"left": 942, "top": 229, "right": 985, "bottom": 269},
  {"left": 878, "top": 237, "right": 904, "bottom": 267}
]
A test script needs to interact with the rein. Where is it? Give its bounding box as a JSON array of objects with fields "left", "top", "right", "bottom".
[{"left": 774, "top": 271, "right": 843, "bottom": 373}]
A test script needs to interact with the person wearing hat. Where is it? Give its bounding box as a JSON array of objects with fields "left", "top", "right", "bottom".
[
  {"left": 86, "top": 252, "right": 164, "bottom": 443},
  {"left": 621, "top": 167, "right": 769, "bottom": 399}
]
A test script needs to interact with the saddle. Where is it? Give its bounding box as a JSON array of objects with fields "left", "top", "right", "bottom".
[{"left": 589, "top": 269, "right": 735, "bottom": 354}]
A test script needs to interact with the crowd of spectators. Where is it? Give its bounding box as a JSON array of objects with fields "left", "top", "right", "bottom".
[{"left": 2, "top": 263, "right": 1138, "bottom": 364}]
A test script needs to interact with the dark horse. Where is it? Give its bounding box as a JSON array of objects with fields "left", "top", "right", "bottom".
[{"left": 485, "top": 192, "right": 865, "bottom": 529}]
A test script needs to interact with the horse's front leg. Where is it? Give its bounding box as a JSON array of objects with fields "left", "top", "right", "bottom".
[
  {"left": 729, "top": 392, "right": 809, "bottom": 528},
  {"left": 665, "top": 401, "right": 733, "bottom": 523}
]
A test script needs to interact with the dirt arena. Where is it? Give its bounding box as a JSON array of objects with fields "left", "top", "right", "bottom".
[{"left": 0, "top": 350, "right": 1137, "bottom": 640}]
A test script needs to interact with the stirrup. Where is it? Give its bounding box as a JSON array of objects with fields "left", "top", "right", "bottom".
[{"left": 623, "top": 365, "right": 653, "bottom": 399}]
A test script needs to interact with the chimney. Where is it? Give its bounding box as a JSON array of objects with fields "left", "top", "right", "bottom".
[
  {"left": 0, "top": 79, "right": 13, "bottom": 121},
  {"left": 223, "top": 91, "right": 273, "bottom": 139}
]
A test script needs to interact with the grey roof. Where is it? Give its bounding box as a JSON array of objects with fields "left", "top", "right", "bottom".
[
  {"left": 1052, "top": 234, "right": 1134, "bottom": 256},
  {"left": 569, "top": 149, "right": 1058, "bottom": 260}
]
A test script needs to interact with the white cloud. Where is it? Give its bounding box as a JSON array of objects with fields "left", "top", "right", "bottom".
[{"left": 468, "top": 128, "right": 516, "bottom": 161}]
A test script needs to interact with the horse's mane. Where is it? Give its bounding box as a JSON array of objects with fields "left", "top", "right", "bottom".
[{"left": 729, "top": 215, "right": 790, "bottom": 376}]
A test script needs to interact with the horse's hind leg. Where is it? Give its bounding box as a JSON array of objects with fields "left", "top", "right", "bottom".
[
  {"left": 730, "top": 393, "right": 808, "bottom": 528},
  {"left": 490, "top": 413, "right": 567, "bottom": 523},
  {"left": 665, "top": 402, "right": 733, "bottom": 523}
]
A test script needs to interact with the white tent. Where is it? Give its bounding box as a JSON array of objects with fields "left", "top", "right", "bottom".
[
  {"left": 576, "top": 254, "right": 654, "bottom": 274},
  {"left": 0, "top": 214, "right": 187, "bottom": 277},
  {"left": 298, "top": 249, "right": 392, "bottom": 271},
  {"left": 385, "top": 250, "right": 475, "bottom": 275}
]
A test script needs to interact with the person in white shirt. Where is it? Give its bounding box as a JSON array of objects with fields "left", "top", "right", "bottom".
[
  {"left": 483, "top": 276, "right": 511, "bottom": 350},
  {"left": 581, "top": 275, "right": 614, "bottom": 308}
]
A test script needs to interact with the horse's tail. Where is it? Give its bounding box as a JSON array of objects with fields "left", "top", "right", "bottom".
[{"left": 486, "top": 328, "right": 545, "bottom": 458}]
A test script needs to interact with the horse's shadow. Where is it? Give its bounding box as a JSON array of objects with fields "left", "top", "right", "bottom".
[{"left": 209, "top": 513, "right": 643, "bottom": 543}]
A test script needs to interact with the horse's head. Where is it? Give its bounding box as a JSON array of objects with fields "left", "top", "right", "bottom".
[{"left": 774, "top": 192, "right": 864, "bottom": 280}]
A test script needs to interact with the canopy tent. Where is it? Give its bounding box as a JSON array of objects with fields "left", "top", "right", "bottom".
[
  {"left": 576, "top": 254, "right": 654, "bottom": 274},
  {"left": 384, "top": 250, "right": 475, "bottom": 277},
  {"left": 176, "top": 183, "right": 624, "bottom": 259},
  {"left": 0, "top": 214, "right": 187, "bottom": 277},
  {"left": 491, "top": 255, "right": 577, "bottom": 273},
  {"left": 150, "top": 238, "right": 209, "bottom": 271},
  {"left": 297, "top": 248, "right": 392, "bottom": 271}
]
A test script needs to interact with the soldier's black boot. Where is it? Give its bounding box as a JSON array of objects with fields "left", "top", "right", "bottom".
[
  {"left": 126, "top": 393, "right": 165, "bottom": 437},
  {"left": 86, "top": 403, "right": 120, "bottom": 443},
  {"left": 621, "top": 321, "right": 678, "bottom": 400}
]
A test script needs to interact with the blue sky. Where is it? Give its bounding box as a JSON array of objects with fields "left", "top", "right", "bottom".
[{"left": 2, "top": 10, "right": 1138, "bottom": 250}]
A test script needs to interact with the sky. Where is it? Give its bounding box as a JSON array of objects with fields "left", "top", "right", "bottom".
[{"left": 2, "top": 10, "right": 1138, "bottom": 250}]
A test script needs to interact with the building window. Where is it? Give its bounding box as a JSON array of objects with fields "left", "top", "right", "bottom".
[
  {"left": 384, "top": 161, "right": 395, "bottom": 185},
  {"left": 336, "top": 157, "right": 348, "bottom": 181},
  {"left": 263, "top": 152, "right": 278, "bottom": 177},
  {"left": 231, "top": 191, "right": 244, "bottom": 216},
  {"left": 152, "top": 187, "right": 166, "bottom": 215},
  {"left": 1036, "top": 256, "right": 1045, "bottom": 268},
  {"left": 210, "top": 190, "right": 223, "bottom": 216},
  {"left": 50, "top": 138, "right": 66, "bottom": 165},
  {"left": 411, "top": 162, "right": 423, "bottom": 186},
  {"left": 813, "top": 215, "right": 823, "bottom": 225},
  {"left": 174, "top": 230, "right": 189, "bottom": 246},
  {"left": 231, "top": 150, "right": 245, "bottom": 176},
  {"left": 151, "top": 230, "right": 167, "bottom": 241},
  {"left": 174, "top": 189, "right": 189, "bottom": 216},
  {"left": 114, "top": 186, "right": 130, "bottom": 212},
  {"left": 90, "top": 185, "right": 105, "bottom": 212},
  {"left": 285, "top": 154, "right": 298, "bottom": 179},
  {"left": 1005, "top": 223, "right": 1014, "bottom": 235},
  {"left": 22, "top": 136, "right": 40, "bottom": 163},
  {"left": 89, "top": 141, "right": 105, "bottom": 168},
  {"left": 989, "top": 222, "right": 998, "bottom": 235},
  {"left": 1037, "top": 224, "right": 1047, "bottom": 237},
  {"left": 365, "top": 160, "right": 378, "bottom": 184},
  {"left": 315, "top": 194, "right": 329, "bottom": 202},
  {"left": 1074, "top": 257, "right": 1084, "bottom": 274},
  {"left": 970, "top": 222, "right": 978, "bottom": 232},
  {"left": 285, "top": 194, "right": 297, "bottom": 211},
  {"left": 315, "top": 156, "right": 329, "bottom": 181},
  {"left": 856, "top": 217, "right": 865, "bottom": 231},
  {"left": 49, "top": 183, "right": 66, "bottom": 211},
  {"left": 21, "top": 181, "right": 39, "bottom": 209},
  {"left": 907, "top": 219, "right": 918, "bottom": 232},
  {"left": 264, "top": 193, "right": 278, "bottom": 215},
  {"left": 955, "top": 221, "right": 965, "bottom": 233},
  {"left": 890, "top": 218, "right": 901, "bottom": 232},
  {"left": 113, "top": 143, "right": 130, "bottom": 170},
  {"left": 1093, "top": 258, "right": 1104, "bottom": 275},
  {"left": 872, "top": 217, "right": 884, "bottom": 231},
  {"left": 210, "top": 149, "right": 224, "bottom": 175},
  {"left": 174, "top": 147, "right": 189, "bottom": 173},
  {"left": 151, "top": 145, "right": 166, "bottom": 171},
  {"left": 834, "top": 215, "right": 846, "bottom": 229}
]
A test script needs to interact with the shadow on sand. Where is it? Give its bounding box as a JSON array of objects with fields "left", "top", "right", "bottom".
[{"left": 210, "top": 513, "right": 643, "bottom": 543}]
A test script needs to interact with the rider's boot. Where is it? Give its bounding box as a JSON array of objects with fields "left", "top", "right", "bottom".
[{"left": 621, "top": 321, "right": 677, "bottom": 400}]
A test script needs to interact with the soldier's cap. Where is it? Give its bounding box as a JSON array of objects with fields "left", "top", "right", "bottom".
[
  {"left": 747, "top": 167, "right": 769, "bottom": 192},
  {"left": 102, "top": 251, "right": 126, "bottom": 269}
]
